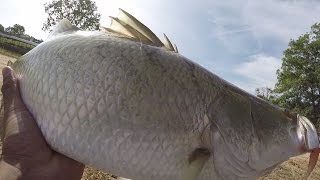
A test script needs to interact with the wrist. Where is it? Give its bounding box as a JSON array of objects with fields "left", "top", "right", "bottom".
[{"left": 0, "top": 160, "right": 22, "bottom": 180}]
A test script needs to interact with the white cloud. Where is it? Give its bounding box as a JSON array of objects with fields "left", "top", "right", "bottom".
[
  {"left": 0, "top": 0, "right": 317, "bottom": 94},
  {"left": 207, "top": 0, "right": 320, "bottom": 54},
  {"left": 0, "top": 0, "right": 48, "bottom": 40},
  {"left": 203, "top": 0, "right": 320, "bottom": 93},
  {"left": 95, "top": 0, "right": 208, "bottom": 56},
  {"left": 233, "top": 54, "right": 281, "bottom": 92},
  {"left": 243, "top": 0, "right": 320, "bottom": 43}
]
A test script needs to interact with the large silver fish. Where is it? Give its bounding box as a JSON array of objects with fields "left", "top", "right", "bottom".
[{"left": 11, "top": 9, "right": 319, "bottom": 180}]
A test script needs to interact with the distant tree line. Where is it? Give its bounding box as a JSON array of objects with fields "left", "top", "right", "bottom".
[
  {"left": 0, "top": 0, "right": 101, "bottom": 56},
  {"left": 0, "top": 23, "right": 43, "bottom": 44},
  {"left": 256, "top": 23, "right": 320, "bottom": 127}
]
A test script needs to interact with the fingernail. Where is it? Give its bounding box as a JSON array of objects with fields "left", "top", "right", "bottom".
[{"left": 2, "top": 67, "right": 12, "bottom": 78}]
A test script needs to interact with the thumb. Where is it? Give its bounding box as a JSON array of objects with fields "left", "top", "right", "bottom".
[{"left": 1, "top": 67, "right": 23, "bottom": 112}]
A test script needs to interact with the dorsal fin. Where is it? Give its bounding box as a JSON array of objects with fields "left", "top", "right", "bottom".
[
  {"left": 106, "top": 16, "right": 152, "bottom": 43},
  {"left": 102, "top": 9, "right": 178, "bottom": 53},
  {"left": 163, "top": 33, "right": 174, "bottom": 51},
  {"left": 118, "top": 8, "right": 163, "bottom": 46},
  {"left": 173, "top": 44, "right": 179, "bottom": 53},
  {"left": 49, "top": 18, "right": 80, "bottom": 37},
  {"left": 106, "top": 16, "right": 135, "bottom": 38}
]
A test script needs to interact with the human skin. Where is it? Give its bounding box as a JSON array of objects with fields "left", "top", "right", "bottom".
[{"left": 0, "top": 67, "right": 84, "bottom": 180}]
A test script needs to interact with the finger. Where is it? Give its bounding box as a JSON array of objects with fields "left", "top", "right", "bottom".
[{"left": 2, "top": 67, "right": 19, "bottom": 101}]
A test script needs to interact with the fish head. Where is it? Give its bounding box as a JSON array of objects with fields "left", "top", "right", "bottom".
[
  {"left": 207, "top": 93, "right": 319, "bottom": 179},
  {"left": 248, "top": 106, "right": 319, "bottom": 170},
  {"left": 294, "top": 114, "right": 319, "bottom": 153}
]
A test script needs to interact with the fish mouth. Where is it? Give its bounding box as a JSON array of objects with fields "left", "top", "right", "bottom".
[
  {"left": 298, "top": 115, "right": 319, "bottom": 151},
  {"left": 297, "top": 115, "right": 320, "bottom": 178}
]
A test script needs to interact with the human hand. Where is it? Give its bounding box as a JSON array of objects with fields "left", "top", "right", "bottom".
[{"left": 0, "top": 66, "right": 84, "bottom": 180}]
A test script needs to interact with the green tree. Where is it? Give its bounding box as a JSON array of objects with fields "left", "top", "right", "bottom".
[
  {"left": 0, "top": 24, "right": 4, "bottom": 32},
  {"left": 5, "top": 24, "right": 25, "bottom": 37},
  {"left": 273, "top": 23, "right": 320, "bottom": 125},
  {"left": 255, "top": 87, "right": 276, "bottom": 102},
  {"left": 42, "top": 0, "right": 101, "bottom": 32}
]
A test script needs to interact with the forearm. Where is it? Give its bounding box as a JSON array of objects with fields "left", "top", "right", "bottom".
[{"left": 0, "top": 160, "right": 83, "bottom": 180}]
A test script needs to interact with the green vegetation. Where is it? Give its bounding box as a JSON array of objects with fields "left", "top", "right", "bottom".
[
  {"left": 42, "top": 0, "right": 101, "bottom": 32},
  {"left": 1, "top": 23, "right": 43, "bottom": 43},
  {"left": 255, "top": 87, "right": 275, "bottom": 102},
  {"left": 0, "top": 37, "right": 34, "bottom": 49},
  {"left": 274, "top": 23, "right": 320, "bottom": 125},
  {"left": 0, "top": 36, "right": 34, "bottom": 55},
  {"left": 5, "top": 24, "right": 25, "bottom": 37},
  {"left": 257, "top": 23, "right": 320, "bottom": 126},
  {"left": 0, "top": 47, "right": 21, "bottom": 59},
  {"left": 0, "top": 24, "right": 4, "bottom": 32}
]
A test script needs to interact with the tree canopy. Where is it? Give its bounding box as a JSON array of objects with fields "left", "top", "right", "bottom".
[
  {"left": 42, "top": 0, "right": 101, "bottom": 32},
  {"left": 255, "top": 87, "right": 275, "bottom": 102},
  {"left": 273, "top": 23, "right": 320, "bottom": 125},
  {"left": 5, "top": 24, "right": 25, "bottom": 37},
  {"left": 0, "top": 24, "right": 4, "bottom": 32}
]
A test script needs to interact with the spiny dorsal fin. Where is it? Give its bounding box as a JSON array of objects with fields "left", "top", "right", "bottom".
[
  {"left": 118, "top": 8, "right": 163, "bottom": 46},
  {"left": 102, "top": 9, "right": 178, "bottom": 53},
  {"left": 106, "top": 16, "right": 152, "bottom": 43},
  {"left": 49, "top": 18, "right": 80, "bottom": 37},
  {"left": 173, "top": 44, "right": 179, "bottom": 53},
  {"left": 163, "top": 33, "right": 174, "bottom": 51},
  {"left": 106, "top": 16, "right": 136, "bottom": 38}
]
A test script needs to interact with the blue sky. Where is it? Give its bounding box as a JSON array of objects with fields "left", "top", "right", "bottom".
[{"left": 1, "top": 0, "right": 320, "bottom": 93}]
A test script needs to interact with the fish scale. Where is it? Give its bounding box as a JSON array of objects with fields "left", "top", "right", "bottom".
[
  {"left": 11, "top": 9, "right": 320, "bottom": 180},
  {"left": 14, "top": 33, "right": 211, "bottom": 179}
]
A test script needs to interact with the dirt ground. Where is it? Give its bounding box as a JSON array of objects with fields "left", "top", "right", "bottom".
[{"left": 0, "top": 53, "right": 319, "bottom": 180}]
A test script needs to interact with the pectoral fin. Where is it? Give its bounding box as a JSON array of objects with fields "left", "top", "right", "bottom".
[
  {"left": 180, "top": 148, "right": 211, "bottom": 180},
  {"left": 116, "top": 177, "right": 131, "bottom": 180}
]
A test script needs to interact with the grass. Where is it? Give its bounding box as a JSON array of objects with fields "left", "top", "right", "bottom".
[
  {"left": 0, "top": 47, "right": 22, "bottom": 59},
  {"left": 0, "top": 36, "right": 34, "bottom": 56},
  {"left": 0, "top": 37, "right": 34, "bottom": 49}
]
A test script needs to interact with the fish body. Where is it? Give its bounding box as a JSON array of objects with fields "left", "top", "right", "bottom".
[{"left": 12, "top": 10, "right": 319, "bottom": 180}]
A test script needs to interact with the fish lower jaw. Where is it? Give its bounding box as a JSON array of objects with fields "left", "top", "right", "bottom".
[{"left": 297, "top": 115, "right": 319, "bottom": 152}]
